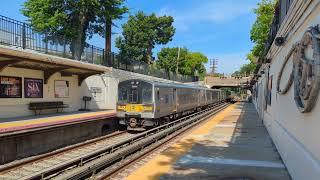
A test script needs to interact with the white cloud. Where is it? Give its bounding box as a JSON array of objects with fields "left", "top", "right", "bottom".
[
  {"left": 158, "top": 7, "right": 174, "bottom": 17},
  {"left": 157, "top": 1, "right": 255, "bottom": 31},
  {"left": 189, "top": 1, "right": 255, "bottom": 23},
  {"left": 157, "top": 7, "right": 189, "bottom": 31}
]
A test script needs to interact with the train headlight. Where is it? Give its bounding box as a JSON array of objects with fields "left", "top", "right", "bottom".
[{"left": 143, "top": 105, "right": 153, "bottom": 112}]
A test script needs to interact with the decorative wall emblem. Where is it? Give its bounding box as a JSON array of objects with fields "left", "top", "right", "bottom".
[{"left": 276, "top": 26, "right": 320, "bottom": 113}]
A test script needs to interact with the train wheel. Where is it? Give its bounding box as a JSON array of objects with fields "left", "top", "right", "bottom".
[
  {"left": 154, "top": 120, "right": 159, "bottom": 126},
  {"left": 119, "top": 124, "right": 127, "bottom": 131},
  {"left": 164, "top": 117, "right": 171, "bottom": 124}
]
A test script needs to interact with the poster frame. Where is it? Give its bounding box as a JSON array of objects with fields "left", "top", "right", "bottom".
[
  {"left": 54, "top": 80, "right": 69, "bottom": 98},
  {"left": 0, "top": 76, "right": 22, "bottom": 98},
  {"left": 24, "top": 77, "right": 44, "bottom": 98}
]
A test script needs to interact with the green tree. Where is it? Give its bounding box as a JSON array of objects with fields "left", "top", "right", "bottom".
[
  {"left": 157, "top": 47, "right": 188, "bottom": 75},
  {"left": 116, "top": 11, "right": 175, "bottom": 64},
  {"left": 182, "top": 52, "right": 207, "bottom": 79},
  {"left": 157, "top": 47, "right": 207, "bottom": 79},
  {"left": 22, "top": 0, "right": 127, "bottom": 62},
  {"left": 232, "top": 63, "right": 256, "bottom": 77},
  {"left": 94, "top": 0, "right": 128, "bottom": 66},
  {"left": 236, "top": 0, "right": 276, "bottom": 78},
  {"left": 248, "top": 0, "right": 277, "bottom": 61},
  {"left": 22, "top": 0, "right": 100, "bottom": 60}
]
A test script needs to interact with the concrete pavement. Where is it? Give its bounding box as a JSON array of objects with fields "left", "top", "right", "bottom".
[{"left": 127, "top": 102, "right": 291, "bottom": 180}]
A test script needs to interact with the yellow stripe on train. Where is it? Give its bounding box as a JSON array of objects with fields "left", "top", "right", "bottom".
[{"left": 117, "top": 104, "right": 153, "bottom": 112}]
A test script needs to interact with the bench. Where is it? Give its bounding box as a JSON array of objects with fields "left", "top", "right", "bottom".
[{"left": 29, "top": 101, "right": 69, "bottom": 115}]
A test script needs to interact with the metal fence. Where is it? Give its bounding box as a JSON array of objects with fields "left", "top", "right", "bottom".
[{"left": 0, "top": 15, "right": 197, "bottom": 82}]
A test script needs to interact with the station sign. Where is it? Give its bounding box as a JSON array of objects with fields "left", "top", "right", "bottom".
[
  {"left": 90, "top": 87, "right": 103, "bottom": 100},
  {"left": 90, "top": 87, "right": 102, "bottom": 94}
]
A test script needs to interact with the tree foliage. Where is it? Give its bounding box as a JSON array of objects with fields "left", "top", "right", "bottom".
[
  {"left": 22, "top": 0, "right": 127, "bottom": 61},
  {"left": 157, "top": 47, "right": 188, "bottom": 73},
  {"left": 116, "top": 11, "right": 175, "bottom": 64},
  {"left": 94, "top": 0, "right": 127, "bottom": 65},
  {"left": 232, "top": 63, "right": 256, "bottom": 77},
  {"left": 183, "top": 52, "right": 207, "bottom": 78},
  {"left": 156, "top": 47, "right": 208, "bottom": 79},
  {"left": 247, "top": 0, "right": 276, "bottom": 62},
  {"left": 234, "top": 0, "right": 276, "bottom": 77}
]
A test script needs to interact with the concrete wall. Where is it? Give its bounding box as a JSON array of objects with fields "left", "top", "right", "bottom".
[
  {"left": 0, "top": 67, "right": 121, "bottom": 118},
  {"left": 0, "top": 117, "right": 118, "bottom": 165},
  {"left": 81, "top": 75, "right": 119, "bottom": 110},
  {"left": 253, "top": 1, "right": 320, "bottom": 179}
]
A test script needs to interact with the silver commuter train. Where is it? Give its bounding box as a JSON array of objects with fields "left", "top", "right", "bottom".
[{"left": 117, "top": 79, "right": 226, "bottom": 131}]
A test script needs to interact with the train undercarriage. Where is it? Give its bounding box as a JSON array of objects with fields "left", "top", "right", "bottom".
[{"left": 119, "top": 105, "right": 210, "bottom": 131}]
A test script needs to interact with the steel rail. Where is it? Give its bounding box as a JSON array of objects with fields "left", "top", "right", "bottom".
[
  {"left": 0, "top": 131, "right": 129, "bottom": 179},
  {"left": 53, "top": 102, "right": 229, "bottom": 180},
  {"left": 93, "top": 102, "right": 230, "bottom": 180},
  {"left": 0, "top": 102, "right": 227, "bottom": 180}
]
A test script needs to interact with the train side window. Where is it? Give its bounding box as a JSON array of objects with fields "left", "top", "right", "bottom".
[{"left": 142, "top": 88, "right": 152, "bottom": 104}]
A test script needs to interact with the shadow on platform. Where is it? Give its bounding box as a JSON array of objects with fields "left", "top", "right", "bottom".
[{"left": 151, "top": 102, "right": 291, "bottom": 180}]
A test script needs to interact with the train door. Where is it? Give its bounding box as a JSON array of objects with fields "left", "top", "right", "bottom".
[
  {"left": 128, "top": 88, "right": 138, "bottom": 104},
  {"left": 173, "top": 88, "right": 177, "bottom": 112},
  {"left": 198, "top": 90, "right": 201, "bottom": 106},
  {"left": 155, "top": 88, "right": 160, "bottom": 112}
]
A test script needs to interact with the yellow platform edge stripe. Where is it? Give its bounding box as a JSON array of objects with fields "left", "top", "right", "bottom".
[
  {"left": 0, "top": 110, "right": 116, "bottom": 129},
  {"left": 126, "top": 104, "right": 236, "bottom": 180}
]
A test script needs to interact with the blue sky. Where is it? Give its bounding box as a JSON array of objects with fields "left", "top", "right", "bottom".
[{"left": 0, "top": 0, "right": 259, "bottom": 74}]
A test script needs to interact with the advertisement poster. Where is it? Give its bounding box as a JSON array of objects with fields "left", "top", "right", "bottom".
[
  {"left": 24, "top": 78, "right": 43, "bottom": 98},
  {"left": 0, "top": 76, "right": 22, "bottom": 98},
  {"left": 54, "top": 80, "right": 69, "bottom": 98}
]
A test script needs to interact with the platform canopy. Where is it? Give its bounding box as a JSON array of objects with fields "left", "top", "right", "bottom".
[{"left": 0, "top": 46, "right": 110, "bottom": 86}]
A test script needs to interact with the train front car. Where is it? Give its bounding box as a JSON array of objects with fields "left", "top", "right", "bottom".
[{"left": 117, "top": 79, "right": 155, "bottom": 131}]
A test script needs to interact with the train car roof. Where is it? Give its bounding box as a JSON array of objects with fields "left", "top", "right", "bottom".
[{"left": 119, "top": 79, "right": 221, "bottom": 91}]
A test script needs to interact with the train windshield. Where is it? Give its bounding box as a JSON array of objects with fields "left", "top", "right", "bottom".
[{"left": 118, "top": 80, "right": 153, "bottom": 104}]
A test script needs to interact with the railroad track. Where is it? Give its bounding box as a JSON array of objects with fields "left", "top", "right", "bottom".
[
  {"left": 0, "top": 102, "right": 229, "bottom": 180},
  {"left": 0, "top": 131, "right": 132, "bottom": 180},
  {"left": 92, "top": 102, "right": 230, "bottom": 180}
]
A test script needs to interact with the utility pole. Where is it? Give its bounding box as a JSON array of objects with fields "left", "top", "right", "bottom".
[
  {"left": 176, "top": 47, "right": 181, "bottom": 74},
  {"left": 210, "top": 58, "right": 218, "bottom": 76}
]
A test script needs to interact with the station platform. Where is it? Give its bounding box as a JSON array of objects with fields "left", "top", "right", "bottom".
[
  {"left": 127, "top": 102, "right": 291, "bottom": 180},
  {"left": 0, "top": 110, "right": 116, "bottom": 134}
]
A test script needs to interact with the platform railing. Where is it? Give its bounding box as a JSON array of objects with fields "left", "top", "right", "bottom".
[{"left": 0, "top": 15, "right": 198, "bottom": 83}]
